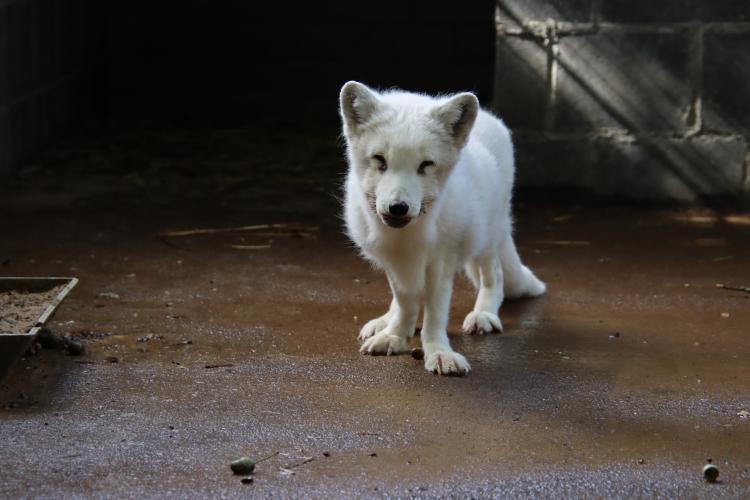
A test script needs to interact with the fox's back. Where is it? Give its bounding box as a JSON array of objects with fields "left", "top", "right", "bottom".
[
  {"left": 468, "top": 109, "right": 515, "bottom": 185},
  {"left": 448, "top": 109, "right": 515, "bottom": 213}
]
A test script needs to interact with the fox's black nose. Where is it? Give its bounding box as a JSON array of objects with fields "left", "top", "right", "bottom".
[{"left": 388, "top": 202, "right": 409, "bottom": 217}]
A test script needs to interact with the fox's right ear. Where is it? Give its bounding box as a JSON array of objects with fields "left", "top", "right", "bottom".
[{"left": 340, "top": 81, "right": 382, "bottom": 136}]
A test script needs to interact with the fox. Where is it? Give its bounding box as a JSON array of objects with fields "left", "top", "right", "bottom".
[{"left": 339, "top": 81, "right": 546, "bottom": 376}]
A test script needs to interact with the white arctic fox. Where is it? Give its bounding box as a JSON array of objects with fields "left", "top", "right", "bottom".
[{"left": 340, "top": 81, "right": 546, "bottom": 376}]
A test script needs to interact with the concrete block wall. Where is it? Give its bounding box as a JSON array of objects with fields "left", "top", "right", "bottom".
[
  {"left": 494, "top": 0, "right": 750, "bottom": 205},
  {"left": 0, "top": 0, "right": 103, "bottom": 175}
]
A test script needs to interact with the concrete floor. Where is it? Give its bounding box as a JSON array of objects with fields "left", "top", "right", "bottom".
[{"left": 1, "top": 123, "right": 749, "bottom": 498}]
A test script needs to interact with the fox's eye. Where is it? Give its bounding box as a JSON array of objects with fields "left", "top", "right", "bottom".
[
  {"left": 372, "top": 154, "right": 387, "bottom": 172},
  {"left": 417, "top": 160, "right": 434, "bottom": 175}
]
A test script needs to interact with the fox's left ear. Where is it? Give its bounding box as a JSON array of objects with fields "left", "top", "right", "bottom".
[
  {"left": 431, "top": 93, "right": 479, "bottom": 149},
  {"left": 340, "top": 81, "right": 383, "bottom": 137}
]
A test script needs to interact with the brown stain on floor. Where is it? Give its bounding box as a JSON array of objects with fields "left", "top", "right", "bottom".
[{"left": 0, "top": 123, "right": 749, "bottom": 497}]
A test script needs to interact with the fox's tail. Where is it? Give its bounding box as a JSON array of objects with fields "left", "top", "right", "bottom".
[{"left": 500, "top": 237, "right": 546, "bottom": 298}]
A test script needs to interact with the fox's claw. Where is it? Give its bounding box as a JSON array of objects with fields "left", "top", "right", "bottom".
[{"left": 360, "top": 331, "right": 409, "bottom": 355}]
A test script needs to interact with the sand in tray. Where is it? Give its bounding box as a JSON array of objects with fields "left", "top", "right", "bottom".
[{"left": 0, "top": 285, "right": 66, "bottom": 334}]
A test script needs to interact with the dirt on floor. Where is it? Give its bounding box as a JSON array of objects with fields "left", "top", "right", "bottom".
[{"left": 0, "top": 121, "right": 749, "bottom": 498}]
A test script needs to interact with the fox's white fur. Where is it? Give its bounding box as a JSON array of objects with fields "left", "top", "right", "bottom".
[{"left": 340, "top": 81, "right": 546, "bottom": 376}]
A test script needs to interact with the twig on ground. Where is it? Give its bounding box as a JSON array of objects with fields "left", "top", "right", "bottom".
[
  {"left": 280, "top": 456, "right": 315, "bottom": 475},
  {"left": 256, "top": 451, "right": 280, "bottom": 463},
  {"left": 158, "top": 223, "right": 318, "bottom": 238},
  {"left": 155, "top": 236, "right": 182, "bottom": 249},
  {"left": 231, "top": 245, "right": 272, "bottom": 250},
  {"left": 530, "top": 240, "right": 590, "bottom": 246},
  {"left": 715, "top": 283, "right": 750, "bottom": 294},
  {"left": 205, "top": 363, "right": 235, "bottom": 369}
]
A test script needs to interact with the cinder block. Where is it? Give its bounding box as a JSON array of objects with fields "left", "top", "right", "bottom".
[
  {"left": 703, "top": 32, "right": 750, "bottom": 133},
  {"left": 515, "top": 135, "right": 746, "bottom": 201},
  {"left": 696, "top": 2, "right": 750, "bottom": 22},
  {"left": 513, "top": 136, "right": 596, "bottom": 188},
  {"left": 599, "top": 0, "right": 696, "bottom": 23},
  {"left": 600, "top": 2, "right": 750, "bottom": 23},
  {"left": 497, "top": 0, "right": 594, "bottom": 29},
  {"left": 493, "top": 36, "right": 549, "bottom": 130},
  {"left": 596, "top": 136, "right": 746, "bottom": 201},
  {"left": 599, "top": 0, "right": 750, "bottom": 23},
  {"left": 554, "top": 32, "right": 693, "bottom": 132}
]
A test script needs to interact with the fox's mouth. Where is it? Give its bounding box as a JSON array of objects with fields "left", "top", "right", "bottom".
[{"left": 380, "top": 214, "right": 412, "bottom": 228}]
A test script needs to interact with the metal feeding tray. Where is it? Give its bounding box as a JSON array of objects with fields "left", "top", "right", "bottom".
[{"left": 0, "top": 277, "right": 78, "bottom": 380}]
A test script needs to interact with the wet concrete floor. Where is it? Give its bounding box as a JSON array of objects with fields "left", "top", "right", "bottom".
[{"left": 1, "top": 123, "right": 749, "bottom": 497}]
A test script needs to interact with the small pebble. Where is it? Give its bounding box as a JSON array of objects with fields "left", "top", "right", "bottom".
[
  {"left": 230, "top": 457, "right": 255, "bottom": 475},
  {"left": 63, "top": 338, "right": 85, "bottom": 356},
  {"left": 703, "top": 463, "right": 719, "bottom": 483},
  {"left": 37, "top": 328, "right": 64, "bottom": 349},
  {"left": 411, "top": 348, "right": 424, "bottom": 360},
  {"left": 105, "top": 356, "right": 119, "bottom": 363}
]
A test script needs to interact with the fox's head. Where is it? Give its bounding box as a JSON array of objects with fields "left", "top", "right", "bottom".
[{"left": 340, "top": 81, "right": 479, "bottom": 229}]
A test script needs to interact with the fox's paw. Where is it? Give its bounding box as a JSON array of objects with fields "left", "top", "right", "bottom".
[
  {"left": 424, "top": 349, "right": 471, "bottom": 376},
  {"left": 358, "top": 316, "right": 389, "bottom": 342},
  {"left": 462, "top": 311, "right": 503, "bottom": 335},
  {"left": 360, "top": 331, "right": 409, "bottom": 356}
]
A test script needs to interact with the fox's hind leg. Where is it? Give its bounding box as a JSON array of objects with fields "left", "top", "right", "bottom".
[
  {"left": 463, "top": 261, "right": 480, "bottom": 289},
  {"left": 462, "top": 253, "right": 504, "bottom": 335},
  {"left": 500, "top": 235, "right": 546, "bottom": 299}
]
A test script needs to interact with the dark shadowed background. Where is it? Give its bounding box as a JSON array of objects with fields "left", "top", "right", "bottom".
[
  {"left": 0, "top": 0, "right": 495, "bottom": 167},
  {"left": 0, "top": 0, "right": 749, "bottom": 205}
]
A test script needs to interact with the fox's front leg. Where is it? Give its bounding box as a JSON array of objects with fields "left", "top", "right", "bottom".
[
  {"left": 360, "top": 275, "right": 418, "bottom": 356},
  {"left": 358, "top": 297, "right": 396, "bottom": 342},
  {"left": 422, "top": 262, "right": 471, "bottom": 375}
]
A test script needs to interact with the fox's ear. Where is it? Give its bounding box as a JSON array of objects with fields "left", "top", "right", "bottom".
[
  {"left": 431, "top": 93, "right": 479, "bottom": 148},
  {"left": 340, "top": 81, "right": 382, "bottom": 136}
]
